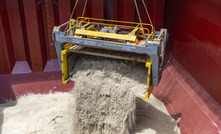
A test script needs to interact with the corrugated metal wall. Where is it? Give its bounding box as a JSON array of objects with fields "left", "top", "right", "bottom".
[{"left": 0, "top": 0, "right": 165, "bottom": 73}]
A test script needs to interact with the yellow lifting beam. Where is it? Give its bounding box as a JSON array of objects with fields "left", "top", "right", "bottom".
[
  {"left": 75, "top": 29, "right": 137, "bottom": 42},
  {"left": 143, "top": 61, "right": 153, "bottom": 100}
]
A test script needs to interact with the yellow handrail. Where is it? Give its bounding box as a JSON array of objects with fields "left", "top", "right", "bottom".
[
  {"left": 76, "top": 17, "right": 153, "bottom": 31},
  {"left": 67, "top": 17, "right": 154, "bottom": 41},
  {"left": 67, "top": 18, "right": 88, "bottom": 34}
]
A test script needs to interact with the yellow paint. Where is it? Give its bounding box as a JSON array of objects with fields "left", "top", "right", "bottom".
[
  {"left": 69, "top": 19, "right": 75, "bottom": 28},
  {"left": 139, "top": 29, "right": 145, "bottom": 38},
  {"left": 143, "top": 61, "right": 153, "bottom": 100},
  {"left": 154, "top": 38, "right": 161, "bottom": 41},
  {"left": 67, "top": 17, "right": 154, "bottom": 41},
  {"left": 100, "top": 42, "right": 122, "bottom": 47},
  {"left": 131, "top": 39, "right": 138, "bottom": 45},
  {"left": 76, "top": 17, "right": 153, "bottom": 31},
  {"left": 61, "top": 47, "right": 69, "bottom": 84},
  {"left": 85, "top": 25, "right": 99, "bottom": 38},
  {"left": 67, "top": 18, "right": 87, "bottom": 34},
  {"left": 54, "top": 26, "right": 60, "bottom": 29},
  {"left": 131, "top": 27, "right": 139, "bottom": 35},
  {"left": 82, "top": 22, "right": 91, "bottom": 28},
  {"left": 75, "top": 29, "right": 137, "bottom": 42}
]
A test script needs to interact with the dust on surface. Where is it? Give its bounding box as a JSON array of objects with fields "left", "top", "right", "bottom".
[
  {"left": 71, "top": 55, "right": 145, "bottom": 134},
  {"left": 71, "top": 55, "right": 180, "bottom": 134},
  {"left": 0, "top": 55, "right": 180, "bottom": 134},
  {"left": 0, "top": 93, "right": 75, "bottom": 134}
]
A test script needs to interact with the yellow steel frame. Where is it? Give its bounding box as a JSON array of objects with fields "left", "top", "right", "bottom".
[
  {"left": 130, "top": 27, "right": 139, "bottom": 35},
  {"left": 59, "top": 18, "right": 157, "bottom": 99},
  {"left": 67, "top": 17, "right": 154, "bottom": 41},
  {"left": 61, "top": 44, "right": 153, "bottom": 99},
  {"left": 143, "top": 61, "right": 153, "bottom": 100},
  {"left": 69, "top": 19, "right": 75, "bottom": 28},
  {"left": 61, "top": 46, "right": 69, "bottom": 84}
]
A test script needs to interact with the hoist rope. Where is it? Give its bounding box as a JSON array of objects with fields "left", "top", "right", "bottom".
[
  {"left": 64, "top": 0, "right": 79, "bottom": 31},
  {"left": 141, "top": 0, "right": 155, "bottom": 30},
  {"left": 134, "top": 0, "right": 144, "bottom": 30}
]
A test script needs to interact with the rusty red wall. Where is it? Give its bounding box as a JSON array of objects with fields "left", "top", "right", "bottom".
[
  {"left": 0, "top": 0, "right": 15, "bottom": 74},
  {"left": 164, "top": 0, "right": 221, "bottom": 104}
]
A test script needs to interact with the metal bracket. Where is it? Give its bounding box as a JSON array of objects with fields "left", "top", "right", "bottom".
[
  {"left": 61, "top": 47, "right": 69, "bottom": 84},
  {"left": 143, "top": 61, "right": 153, "bottom": 99}
]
